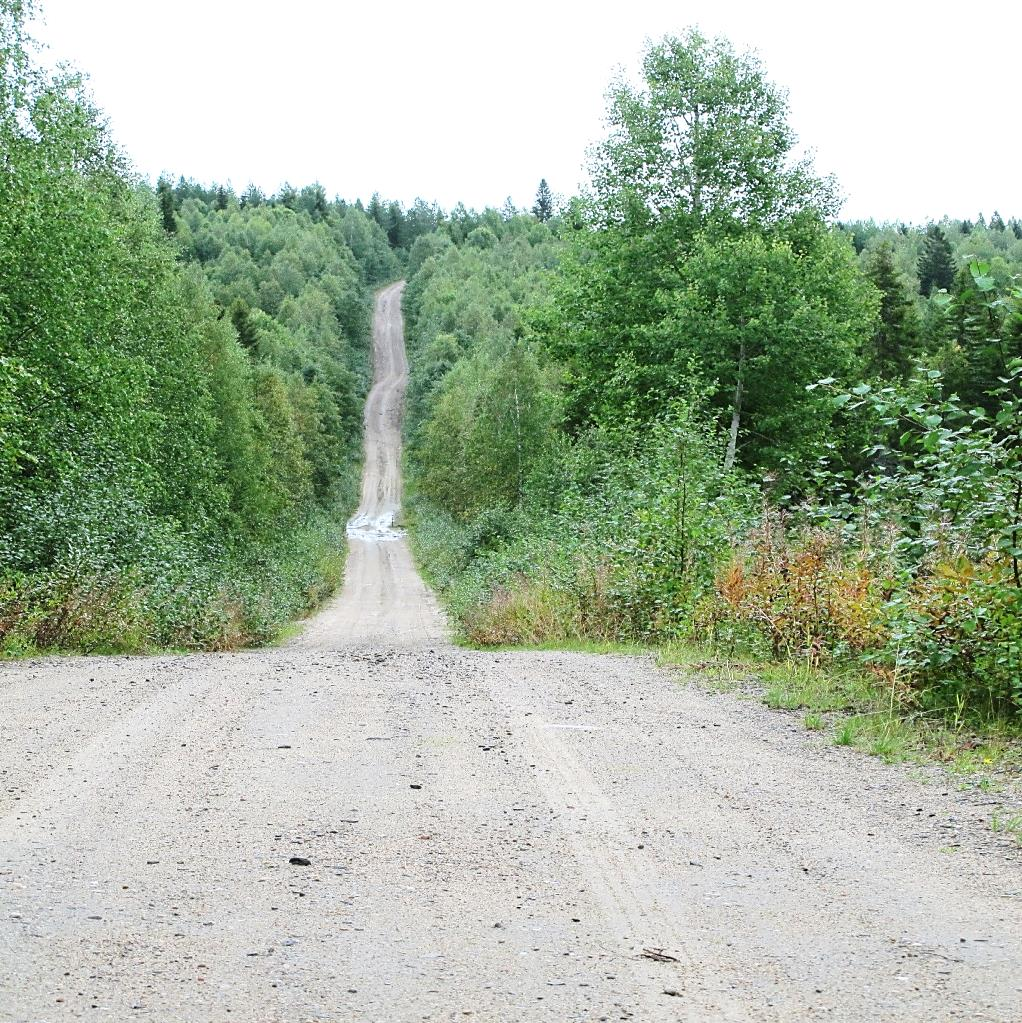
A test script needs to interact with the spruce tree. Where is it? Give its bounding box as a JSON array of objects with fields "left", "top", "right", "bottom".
[
  {"left": 229, "top": 299, "right": 259, "bottom": 350},
  {"left": 917, "top": 225, "right": 956, "bottom": 295},
  {"left": 863, "top": 242, "right": 919, "bottom": 379},
  {"left": 946, "top": 263, "right": 1008, "bottom": 406},
  {"left": 367, "top": 192, "right": 386, "bottom": 228},
  {"left": 156, "top": 177, "right": 177, "bottom": 234},
  {"left": 386, "top": 201, "right": 404, "bottom": 248},
  {"left": 241, "top": 184, "right": 264, "bottom": 208},
  {"left": 277, "top": 183, "right": 298, "bottom": 209},
  {"left": 532, "top": 178, "right": 553, "bottom": 222},
  {"left": 989, "top": 210, "right": 1006, "bottom": 232}
]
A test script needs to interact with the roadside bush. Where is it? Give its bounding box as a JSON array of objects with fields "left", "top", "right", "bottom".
[
  {"left": 703, "top": 514, "right": 888, "bottom": 663},
  {"left": 411, "top": 404, "right": 753, "bottom": 646},
  {"left": 705, "top": 355, "right": 1022, "bottom": 718}
]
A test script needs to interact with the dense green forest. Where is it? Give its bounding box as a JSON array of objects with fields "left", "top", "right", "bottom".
[
  {"left": 405, "top": 31, "right": 1022, "bottom": 728},
  {"left": 0, "top": 3, "right": 398, "bottom": 651},
  {"left": 3, "top": 0, "right": 1021, "bottom": 737}
]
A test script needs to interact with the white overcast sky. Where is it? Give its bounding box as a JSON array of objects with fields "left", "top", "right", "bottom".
[{"left": 31, "top": 0, "right": 1020, "bottom": 223}]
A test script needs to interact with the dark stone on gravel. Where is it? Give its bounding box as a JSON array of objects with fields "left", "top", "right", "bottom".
[{"left": 288, "top": 856, "right": 311, "bottom": 866}]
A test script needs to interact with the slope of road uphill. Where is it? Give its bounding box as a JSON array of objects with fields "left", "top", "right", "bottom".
[{"left": 1, "top": 282, "right": 1021, "bottom": 1023}]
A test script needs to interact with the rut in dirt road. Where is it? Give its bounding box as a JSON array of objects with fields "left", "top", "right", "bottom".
[{"left": 1, "top": 283, "right": 1021, "bottom": 1023}]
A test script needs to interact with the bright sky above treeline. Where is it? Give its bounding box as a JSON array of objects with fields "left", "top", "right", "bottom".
[{"left": 33, "top": 0, "right": 1020, "bottom": 223}]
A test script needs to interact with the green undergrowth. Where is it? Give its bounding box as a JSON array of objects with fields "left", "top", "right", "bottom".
[
  {"left": 657, "top": 643, "right": 1022, "bottom": 782},
  {"left": 0, "top": 510, "right": 349, "bottom": 657}
]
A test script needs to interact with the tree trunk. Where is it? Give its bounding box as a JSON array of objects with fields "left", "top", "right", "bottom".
[{"left": 724, "top": 340, "right": 746, "bottom": 472}]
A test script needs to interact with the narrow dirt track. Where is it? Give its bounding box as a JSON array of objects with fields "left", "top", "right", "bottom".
[{"left": 2, "top": 282, "right": 1021, "bottom": 1022}]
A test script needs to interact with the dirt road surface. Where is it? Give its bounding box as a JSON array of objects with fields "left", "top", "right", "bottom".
[{"left": 2, "top": 282, "right": 1021, "bottom": 1022}]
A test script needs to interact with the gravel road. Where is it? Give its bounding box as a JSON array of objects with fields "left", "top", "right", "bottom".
[{"left": 2, "top": 283, "right": 1021, "bottom": 1022}]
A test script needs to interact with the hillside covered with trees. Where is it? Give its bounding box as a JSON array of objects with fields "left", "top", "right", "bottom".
[
  {"left": 404, "top": 31, "right": 1022, "bottom": 734},
  {"left": 0, "top": 2, "right": 398, "bottom": 651}
]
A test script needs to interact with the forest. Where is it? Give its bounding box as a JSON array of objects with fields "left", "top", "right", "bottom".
[
  {"left": 0, "top": 2, "right": 400, "bottom": 650},
  {"left": 402, "top": 33, "right": 1022, "bottom": 740},
  {"left": 3, "top": 5, "right": 1021, "bottom": 740}
]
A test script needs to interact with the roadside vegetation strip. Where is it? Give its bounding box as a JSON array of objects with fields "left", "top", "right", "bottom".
[{"left": 400, "top": 32, "right": 1022, "bottom": 783}]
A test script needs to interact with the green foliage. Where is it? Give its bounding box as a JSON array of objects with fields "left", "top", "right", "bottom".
[
  {"left": 402, "top": 212, "right": 562, "bottom": 439},
  {"left": 412, "top": 407, "right": 754, "bottom": 646},
  {"left": 918, "top": 224, "right": 957, "bottom": 295},
  {"left": 591, "top": 28, "right": 836, "bottom": 232},
  {"left": 400, "top": 28, "right": 1022, "bottom": 736},
  {"left": 862, "top": 241, "right": 920, "bottom": 379},
  {"left": 417, "top": 341, "right": 559, "bottom": 518},
  {"left": 0, "top": 7, "right": 380, "bottom": 653},
  {"left": 532, "top": 178, "right": 554, "bottom": 222},
  {"left": 653, "top": 227, "right": 876, "bottom": 469},
  {"left": 540, "top": 29, "right": 863, "bottom": 481}
]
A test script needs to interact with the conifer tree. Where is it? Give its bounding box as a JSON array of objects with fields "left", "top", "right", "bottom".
[
  {"left": 989, "top": 210, "right": 1006, "bottom": 232},
  {"left": 241, "top": 184, "right": 264, "bottom": 208},
  {"left": 156, "top": 177, "right": 177, "bottom": 234},
  {"left": 532, "top": 179, "right": 553, "bottom": 222},
  {"left": 945, "top": 263, "right": 1009, "bottom": 407},
  {"left": 277, "top": 183, "right": 298, "bottom": 209},
  {"left": 863, "top": 242, "right": 919, "bottom": 379},
  {"left": 386, "top": 201, "right": 404, "bottom": 248},
  {"left": 917, "top": 225, "right": 956, "bottom": 295},
  {"left": 229, "top": 299, "right": 259, "bottom": 350},
  {"left": 367, "top": 192, "right": 386, "bottom": 228}
]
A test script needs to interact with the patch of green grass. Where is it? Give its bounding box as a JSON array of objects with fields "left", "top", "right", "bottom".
[
  {"left": 757, "top": 660, "right": 878, "bottom": 713},
  {"left": 656, "top": 644, "right": 759, "bottom": 691},
  {"left": 461, "top": 637, "right": 648, "bottom": 656},
  {"left": 692, "top": 653, "right": 1021, "bottom": 772},
  {"left": 991, "top": 811, "right": 1022, "bottom": 845},
  {"left": 830, "top": 713, "right": 912, "bottom": 762},
  {"left": 945, "top": 735, "right": 1022, "bottom": 776},
  {"left": 834, "top": 718, "right": 859, "bottom": 746},
  {"left": 861, "top": 716, "right": 914, "bottom": 763}
]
